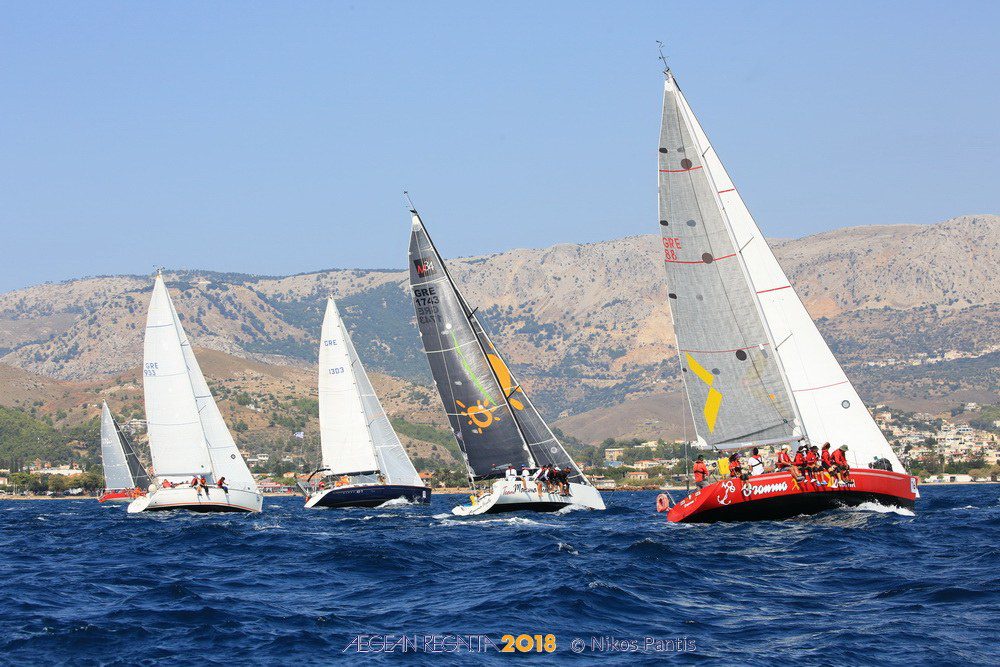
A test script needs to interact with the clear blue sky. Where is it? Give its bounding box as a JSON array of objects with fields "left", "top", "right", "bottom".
[{"left": 2, "top": 1, "right": 997, "bottom": 292}]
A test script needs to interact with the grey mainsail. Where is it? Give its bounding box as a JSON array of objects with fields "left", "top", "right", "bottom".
[
  {"left": 408, "top": 207, "right": 584, "bottom": 482},
  {"left": 658, "top": 72, "right": 798, "bottom": 448}
]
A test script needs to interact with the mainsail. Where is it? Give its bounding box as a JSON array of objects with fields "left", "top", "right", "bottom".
[
  {"left": 143, "top": 275, "right": 214, "bottom": 479},
  {"left": 167, "top": 292, "right": 258, "bottom": 493},
  {"left": 318, "top": 298, "right": 424, "bottom": 486},
  {"left": 408, "top": 208, "right": 584, "bottom": 482},
  {"left": 100, "top": 401, "right": 151, "bottom": 490},
  {"left": 658, "top": 69, "right": 902, "bottom": 471}
]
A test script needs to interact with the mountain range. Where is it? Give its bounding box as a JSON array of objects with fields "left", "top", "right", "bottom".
[{"left": 0, "top": 214, "right": 996, "bottom": 445}]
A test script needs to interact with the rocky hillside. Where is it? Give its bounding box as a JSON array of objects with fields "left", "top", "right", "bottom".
[{"left": 0, "top": 214, "right": 996, "bottom": 441}]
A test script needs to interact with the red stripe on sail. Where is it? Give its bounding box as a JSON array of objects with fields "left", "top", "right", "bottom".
[
  {"left": 659, "top": 166, "right": 704, "bottom": 173},
  {"left": 680, "top": 344, "right": 769, "bottom": 354},
  {"left": 718, "top": 188, "right": 736, "bottom": 194},
  {"left": 756, "top": 285, "right": 792, "bottom": 294},
  {"left": 665, "top": 252, "right": 736, "bottom": 264}
]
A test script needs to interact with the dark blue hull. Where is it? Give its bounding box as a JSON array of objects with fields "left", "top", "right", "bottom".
[{"left": 307, "top": 484, "right": 431, "bottom": 509}]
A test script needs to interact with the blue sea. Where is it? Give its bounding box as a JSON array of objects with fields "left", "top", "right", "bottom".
[{"left": 1, "top": 486, "right": 997, "bottom": 665}]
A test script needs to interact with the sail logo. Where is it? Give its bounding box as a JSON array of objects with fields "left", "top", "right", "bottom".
[
  {"left": 487, "top": 352, "right": 525, "bottom": 411},
  {"left": 685, "top": 353, "right": 721, "bottom": 432},
  {"left": 413, "top": 258, "right": 436, "bottom": 278},
  {"left": 456, "top": 399, "right": 499, "bottom": 433}
]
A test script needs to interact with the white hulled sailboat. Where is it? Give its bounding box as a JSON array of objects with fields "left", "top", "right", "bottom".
[
  {"left": 302, "top": 298, "right": 429, "bottom": 508},
  {"left": 407, "top": 202, "right": 605, "bottom": 515},
  {"left": 655, "top": 64, "right": 917, "bottom": 522},
  {"left": 127, "top": 274, "right": 262, "bottom": 514}
]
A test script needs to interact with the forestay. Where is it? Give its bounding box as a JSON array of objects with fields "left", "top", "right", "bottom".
[{"left": 659, "top": 70, "right": 901, "bottom": 470}]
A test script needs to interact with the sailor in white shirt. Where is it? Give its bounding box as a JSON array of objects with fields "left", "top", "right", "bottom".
[
  {"left": 748, "top": 447, "right": 765, "bottom": 476},
  {"left": 520, "top": 464, "right": 532, "bottom": 492},
  {"left": 505, "top": 464, "right": 518, "bottom": 482}
]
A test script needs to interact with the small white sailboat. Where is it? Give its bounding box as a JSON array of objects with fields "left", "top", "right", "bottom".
[
  {"left": 302, "top": 298, "right": 430, "bottom": 509},
  {"left": 99, "top": 401, "right": 151, "bottom": 502},
  {"left": 127, "top": 273, "right": 262, "bottom": 514},
  {"left": 407, "top": 201, "right": 605, "bottom": 515}
]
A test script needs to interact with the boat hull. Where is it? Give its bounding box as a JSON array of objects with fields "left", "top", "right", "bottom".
[
  {"left": 99, "top": 489, "right": 141, "bottom": 503},
  {"left": 666, "top": 468, "right": 918, "bottom": 523},
  {"left": 127, "top": 486, "right": 262, "bottom": 514},
  {"left": 452, "top": 480, "right": 606, "bottom": 516},
  {"left": 304, "top": 484, "right": 431, "bottom": 509}
]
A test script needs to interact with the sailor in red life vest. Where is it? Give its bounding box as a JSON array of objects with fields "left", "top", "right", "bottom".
[
  {"left": 728, "top": 453, "right": 746, "bottom": 480},
  {"left": 804, "top": 446, "right": 824, "bottom": 485},
  {"left": 831, "top": 445, "right": 853, "bottom": 487},
  {"left": 776, "top": 444, "right": 802, "bottom": 481},
  {"left": 692, "top": 455, "right": 709, "bottom": 489}
]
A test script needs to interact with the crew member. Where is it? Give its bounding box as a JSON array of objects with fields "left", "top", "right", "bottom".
[
  {"left": 692, "top": 455, "right": 709, "bottom": 489},
  {"left": 804, "top": 446, "right": 819, "bottom": 484},
  {"left": 831, "top": 445, "right": 853, "bottom": 487},
  {"left": 748, "top": 448, "right": 765, "bottom": 477},
  {"left": 776, "top": 444, "right": 801, "bottom": 480},
  {"left": 728, "top": 453, "right": 744, "bottom": 480},
  {"left": 520, "top": 464, "right": 532, "bottom": 492},
  {"left": 217, "top": 476, "right": 228, "bottom": 493}
]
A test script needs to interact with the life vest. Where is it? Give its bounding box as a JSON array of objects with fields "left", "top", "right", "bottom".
[
  {"left": 832, "top": 450, "right": 847, "bottom": 466},
  {"left": 693, "top": 461, "right": 708, "bottom": 481},
  {"left": 777, "top": 451, "right": 792, "bottom": 466}
]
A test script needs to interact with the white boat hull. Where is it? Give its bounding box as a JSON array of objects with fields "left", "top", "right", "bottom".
[
  {"left": 452, "top": 480, "right": 606, "bottom": 516},
  {"left": 127, "top": 486, "right": 262, "bottom": 514}
]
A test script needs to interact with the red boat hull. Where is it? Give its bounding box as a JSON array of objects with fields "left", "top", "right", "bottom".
[
  {"left": 666, "top": 468, "right": 918, "bottom": 523},
  {"left": 99, "top": 489, "right": 143, "bottom": 503}
]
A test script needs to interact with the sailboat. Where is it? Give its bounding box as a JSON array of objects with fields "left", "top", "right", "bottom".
[
  {"left": 407, "top": 202, "right": 605, "bottom": 515},
  {"left": 127, "top": 273, "right": 263, "bottom": 514},
  {"left": 655, "top": 65, "right": 918, "bottom": 522},
  {"left": 98, "top": 401, "right": 152, "bottom": 502},
  {"left": 302, "top": 298, "right": 430, "bottom": 509}
]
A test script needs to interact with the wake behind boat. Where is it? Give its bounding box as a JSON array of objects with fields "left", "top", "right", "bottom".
[
  {"left": 407, "top": 200, "right": 605, "bottom": 516},
  {"left": 128, "top": 273, "right": 262, "bottom": 514},
  {"left": 654, "top": 64, "right": 917, "bottom": 523},
  {"left": 301, "top": 298, "right": 429, "bottom": 509}
]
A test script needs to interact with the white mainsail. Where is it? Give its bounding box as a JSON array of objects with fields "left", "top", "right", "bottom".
[
  {"left": 100, "top": 401, "right": 136, "bottom": 490},
  {"left": 659, "top": 70, "right": 902, "bottom": 471},
  {"left": 318, "top": 298, "right": 382, "bottom": 477},
  {"left": 143, "top": 275, "right": 214, "bottom": 479},
  {"left": 166, "top": 293, "right": 258, "bottom": 493}
]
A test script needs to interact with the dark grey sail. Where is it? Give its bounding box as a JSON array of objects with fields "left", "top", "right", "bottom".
[
  {"left": 658, "top": 71, "right": 797, "bottom": 447},
  {"left": 408, "top": 210, "right": 534, "bottom": 479}
]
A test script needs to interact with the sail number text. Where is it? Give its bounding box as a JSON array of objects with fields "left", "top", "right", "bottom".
[
  {"left": 413, "top": 286, "right": 441, "bottom": 323},
  {"left": 144, "top": 362, "right": 159, "bottom": 377},
  {"left": 662, "top": 237, "right": 682, "bottom": 261}
]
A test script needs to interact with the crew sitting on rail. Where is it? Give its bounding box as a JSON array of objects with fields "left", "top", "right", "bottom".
[
  {"left": 831, "top": 445, "right": 853, "bottom": 487},
  {"left": 531, "top": 465, "right": 549, "bottom": 495},
  {"left": 747, "top": 448, "right": 765, "bottom": 477},
  {"left": 217, "top": 476, "right": 228, "bottom": 493},
  {"left": 803, "top": 446, "right": 819, "bottom": 484},
  {"left": 520, "top": 464, "right": 532, "bottom": 491},
  {"left": 692, "top": 455, "right": 709, "bottom": 489},
  {"left": 775, "top": 444, "right": 801, "bottom": 479}
]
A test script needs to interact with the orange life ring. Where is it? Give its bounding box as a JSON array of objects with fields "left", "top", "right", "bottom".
[{"left": 655, "top": 493, "right": 671, "bottom": 512}]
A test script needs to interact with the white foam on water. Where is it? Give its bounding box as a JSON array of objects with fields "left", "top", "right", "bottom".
[
  {"left": 555, "top": 503, "right": 588, "bottom": 515},
  {"left": 436, "top": 516, "right": 556, "bottom": 528},
  {"left": 377, "top": 497, "right": 413, "bottom": 508},
  {"left": 558, "top": 542, "right": 579, "bottom": 555},
  {"left": 849, "top": 501, "right": 915, "bottom": 516},
  {"left": 432, "top": 512, "right": 452, "bottom": 520}
]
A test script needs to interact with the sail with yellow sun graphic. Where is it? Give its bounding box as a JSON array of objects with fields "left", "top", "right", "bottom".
[{"left": 408, "top": 206, "right": 586, "bottom": 483}]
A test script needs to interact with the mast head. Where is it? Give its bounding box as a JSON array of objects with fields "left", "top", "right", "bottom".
[
  {"left": 402, "top": 190, "right": 417, "bottom": 215},
  {"left": 656, "top": 40, "right": 671, "bottom": 76}
]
